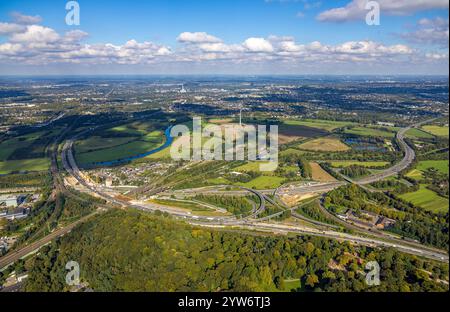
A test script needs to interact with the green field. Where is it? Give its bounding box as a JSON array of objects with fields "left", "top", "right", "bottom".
[
  {"left": 422, "top": 125, "right": 449, "bottom": 137},
  {"left": 399, "top": 185, "right": 449, "bottom": 213},
  {"left": 75, "top": 136, "right": 137, "bottom": 153},
  {"left": 234, "top": 161, "right": 272, "bottom": 173},
  {"left": 280, "top": 148, "right": 306, "bottom": 157},
  {"left": 75, "top": 123, "right": 164, "bottom": 164},
  {"left": 344, "top": 127, "right": 394, "bottom": 138},
  {"left": 406, "top": 128, "right": 435, "bottom": 139},
  {"left": 283, "top": 279, "right": 301, "bottom": 291},
  {"left": 329, "top": 161, "right": 390, "bottom": 168},
  {"left": 406, "top": 169, "right": 423, "bottom": 180},
  {"left": 76, "top": 140, "right": 162, "bottom": 164},
  {"left": 237, "top": 175, "right": 285, "bottom": 189},
  {"left": 0, "top": 158, "right": 50, "bottom": 174},
  {"left": 149, "top": 199, "right": 226, "bottom": 216},
  {"left": 0, "top": 130, "right": 57, "bottom": 161},
  {"left": 417, "top": 160, "right": 449, "bottom": 175},
  {"left": 283, "top": 119, "right": 354, "bottom": 131}
]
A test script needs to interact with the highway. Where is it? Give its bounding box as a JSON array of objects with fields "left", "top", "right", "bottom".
[
  {"left": 357, "top": 123, "right": 416, "bottom": 185},
  {"left": 49, "top": 118, "right": 449, "bottom": 263}
]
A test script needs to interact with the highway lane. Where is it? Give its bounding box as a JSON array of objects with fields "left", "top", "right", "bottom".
[
  {"left": 357, "top": 118, "right": 435, "bottom": 185},
  {"left": 240, "top": 222, "right": 449, "bottom": 263},
  {"left": 190, "top": 221, "right": 448, "bottom": 263}
]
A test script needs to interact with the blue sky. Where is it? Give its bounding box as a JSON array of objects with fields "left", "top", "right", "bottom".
[{"left": 0, "top": 0, "right": 448, "bottom": 74}]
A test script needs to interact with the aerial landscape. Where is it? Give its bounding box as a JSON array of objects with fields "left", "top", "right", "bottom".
[{"left": 0, "top": 0, "right": 449, "bottom": 300}]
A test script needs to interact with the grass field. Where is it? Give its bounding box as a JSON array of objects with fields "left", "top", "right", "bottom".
[
  {"left": 406, "top": 160, "right": 449, "bottom": 180},
  {"left": 237, "top": 175, "right": 285, "bottom": 189},
  {"left": 309, "top": 162, "right": 336, "bottom": 182},
  {"left": 0, "top": 130, "right": 58, "bottom": 161},
  {"left": 344, "top": 127, "right": 394, "bottom": 138},
  {"left": 0, "top": 158, "right": 50, "bottom": 174},
  {"left": 283, "top": 119, "right": 354, "bottom": 131},
  {"left": 234, "top": 162, "right": 269, "bottom": 172},
  {"left": 280, "top": 148, "right": 305, "bottom": 157},
  {"left": 283, "top": 279, "right": 300, "bottom": 291},
  {"left": 399, "top": 185, "right": 449, "bottom": 213},
  {"left": 329, "top": 161, "right": 390, "bottom": 168},
  {"left": 208, "top": 118, "right": 234, "bottom": 124},
  {"left": 76, "top": 140, "right": 162, "bottom": 163},
  {"left": 149, "top": 199, "right": 227, "bottom": 216},
  {"left": 406, "top": 169, "right": 423, "bottom": 180},
  {"left": 417, "top": 160, "right": 449, "bottom": 174},
  {"left": 75, "top": 124, "right": 164, "bottom": 164},
  {"left": 298, "top": 137, "right": 350, "bottom": 152},
  {"left": 406, "top": 128, "right": 435, "bottom": 139},
  {"left": 422, "top": 125, "right": 449, "bottom": 137},
  {"left": 75, "top": 136, "right": 136, "bottom": 153}
]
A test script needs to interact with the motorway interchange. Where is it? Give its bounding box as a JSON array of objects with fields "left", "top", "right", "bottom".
[
  {"left": 60, "top": 119, "right": 448, "bottom": 263},
  {"left": 0, "top": 119, "right": 447, "bottom": 271}
]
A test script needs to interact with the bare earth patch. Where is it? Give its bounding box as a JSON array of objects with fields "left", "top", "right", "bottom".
[
  {"left": 310, "top": 162, "right": 337, "bottom": 182},
  {"left": 299, "top": 137, "right": 350, "bottom": 152}
]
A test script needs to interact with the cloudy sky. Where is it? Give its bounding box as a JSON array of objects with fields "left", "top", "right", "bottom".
[{"left": 0, "top": 0, "right": 448, "bottom": 75}]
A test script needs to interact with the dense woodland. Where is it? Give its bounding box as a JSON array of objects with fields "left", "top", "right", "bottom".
[
  {"left": 341, "top": 165, "right": 371, "bottom": 178},
  {"left": 24, "top": 210, "right": 448, "bottom": 292}
]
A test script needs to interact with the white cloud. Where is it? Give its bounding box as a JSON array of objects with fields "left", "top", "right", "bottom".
[
  {"left": 317, "top": 0, "right": 448, "bottom": 22},
  {"left": 425, "top": 52, "right": 448, "bottom": 60},
  {"left": 10, "top": 25, "right": 60, "bottom": 43},
  {"left": 0, "top": 42, "right": 23, "bottom": 55},
  {"left": 0, "top": 13, "right": 446, "bottom": 73},
  {"left": 64, "top": 30, "right": 89, "bottom": 42},
  {"left": 243, "top": 38, "right": 274, "bottom": 53},
  {"left": 11, "top": 12, "right": 42, "bottom": 25},
  {"left": 400, "top": 17, "right": 449, "bottom": 47},
  {"left": 177, "top": 32, "right": 222, "bottom": 43},
  {"left": 0, "top": 22, "right": 26, "bottom": 35}
]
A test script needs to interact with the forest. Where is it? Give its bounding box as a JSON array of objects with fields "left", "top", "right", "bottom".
[{"left": 23, "top": 209, "right": 449, "bottom": 292}]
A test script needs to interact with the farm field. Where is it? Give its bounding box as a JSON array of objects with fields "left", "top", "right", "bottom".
[
  {"left": 406, "top": 128, "right": 435, "bottom": 139},
  {"left": 280, "top": 148, "right": 306, "bottom": 157},
  {"left": 417, "top": 160, "right": 449, "bottom": 175},
  {"left": 344, "top": 127, "right": 395, "bottom": 138},
  {"left": 298, "top": 137, "right": 350, "bottom": 152},
  {"left": 399, "top": 185, "right": 449, "bottom": 213},
  {"left": 74, "top": 122, "right": 165, "bottom": 164},
  {"left": 283, "top": 119, "right": 355, "bottom": 131},
  {"left": 75, "top": 136, "right": 136, "bottom": 153},
  {"left": 309, "top": 162, "right": 336, "bottom": 182},
  {"left": 278, "top": 123, "right": 327, "bottom": 144},
  {"left": 329, "top": 161, "right": 390, "bottom": 168},
  {"left": 208, "top": 118, "right": 234, "bottom": 124},
  {"left": 0, "top": 129, "right": 59, "bottom": 161},
  {"left": 234, "top": 161, "right": 270, "bottom": 173},
  {"left": 0, "top": 158, "right": 50, "bottom": 174},
  {"left": 422, "top": 125, "right": 449, "bottom": 137},
  {"left": 76, "top": 140, "right": 162, "bottom": 164}
]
